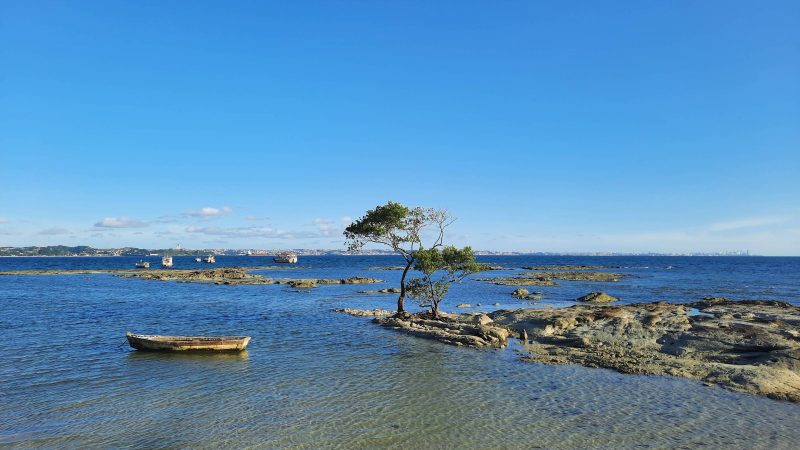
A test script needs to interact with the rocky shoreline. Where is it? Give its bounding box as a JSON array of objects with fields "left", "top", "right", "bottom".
[{"left": 337, "top": 298, "right": 800, "bottom": 402}]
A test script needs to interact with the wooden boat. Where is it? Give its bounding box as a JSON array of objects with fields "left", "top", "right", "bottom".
[{"left": 126, "top": 332, "right": 251, "bottom": 352}]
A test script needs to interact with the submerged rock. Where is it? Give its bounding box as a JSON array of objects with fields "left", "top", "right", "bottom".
[{"left": 576, "top": 292, "right": 618, "bottom": 303}]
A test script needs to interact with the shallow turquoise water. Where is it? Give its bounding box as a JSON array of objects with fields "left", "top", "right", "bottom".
[{"left": 1, "top": 256, "right": 798, "bottom": 448}]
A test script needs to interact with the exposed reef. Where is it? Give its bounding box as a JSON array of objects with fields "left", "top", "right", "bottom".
[
  {"left": 368, "top": 264, "right": 506, "bottom": 271},
  {"left": 358, "top": 287, "right": 402, "bottom": 294},
  {"left": 0, "top": 267, "right": 382, "bottom": 287},
  {"left": 478, "top": 271, "right": 628, "bottom": 286},
  {"left": 522, "top": 265, "right": 621, "bottom": 271},
  {"left": 339, "top": 298, "right": 800, "bottom": 402},
  {"left": 0, "top": 265, "right": 301, "bottom": 276},
  {"left": 493, "top": 298, "right": 800, "bottom": 402},
  {"left": 375, "top": 312, "right": 511, "bottom": 348},
  {"left": 332, "top": 308, "right": 394, "bottom": 317}
]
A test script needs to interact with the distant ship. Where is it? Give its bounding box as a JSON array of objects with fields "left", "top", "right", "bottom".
[
  {"left": 195, "top": 257, "right": 202, "bottom": 263},
  {"left": 273, "top": 252, "right": 298, "bottom": 264},
  {"left": 203, "top": 255, "right": 216, "bottom": 263},
  {"left": 135, "top": 260, "right": 150, "bottom": 269},
  {"left": 161, "top": 256, "right": 173, "bottom": 268}
]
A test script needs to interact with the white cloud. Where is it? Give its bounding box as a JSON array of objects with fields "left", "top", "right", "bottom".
[
  {"left": 708, "top": 216, "right": 786, "bottom": 232},
  {"left": 184, "top": 206, "right": 233, "bottom": 218},
  {"left": 38, "top": 227, "right": 70, "bottom": 235},
  {"left": 0, "top": 217, "right": 7, "bottom": 224},
  {"left": 313, "top": 218, "right": 335, "bottom": 229},
  {"left": 186, "top": 225, "right": 321, "bottom": 240},
  {"left": 94, "top": 217, "right": 148, "bottom": 228}
]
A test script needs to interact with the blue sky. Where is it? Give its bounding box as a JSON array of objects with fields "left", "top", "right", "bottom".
[{"left": 1, "top": 1, "right": 798, "bottom": 254}]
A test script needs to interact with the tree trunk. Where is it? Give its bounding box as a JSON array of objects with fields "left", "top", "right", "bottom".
[{"left": 397, "top": 259, "right": 413, "bottom": 313}]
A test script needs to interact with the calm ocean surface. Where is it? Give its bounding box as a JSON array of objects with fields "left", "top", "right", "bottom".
[{"left": 1, "top": 255, "right": 799, "bottom": 448}]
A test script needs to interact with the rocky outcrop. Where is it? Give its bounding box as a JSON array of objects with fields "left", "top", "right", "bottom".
[
  {"left": 325, "top": 277, "right": 383, "bottom": 284},
  {"left": 116, "top": 268, "right": 382, "bottom": 287},
  {"left": 120, "top": 267, "right": 269, "bottom": 284},
  {"left": 288, "top": 279, "right": 317, "bottom": 289},
  {"left": 512, "top": 288, "right": 543, "bottom": 300},
  {"left": 477, "top": 277, "right": 558, "bottom": 287},
  {"left": 375, "top": 313, "right": 511, "bottom": 348},
  {"left": 479, "top": 271, "right": 627, "bottom": 286},
  {"left": 489, "top": 299, "right": 800, "bottom": 402},
  {"left": 358, "top": 287, "right": 402, "bottom": 294},
  {"left": 576, "top": 292, "right": 618, "bottom": 303},
  {"left": 332, "top": 308, "right": 394, "bottom": 317}
]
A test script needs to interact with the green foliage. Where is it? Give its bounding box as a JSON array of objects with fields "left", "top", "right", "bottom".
[
  {"left": 344, "top": 201, "right": 412, "bottom": 253},
  {"left": 406, "top": 246, "right": 482, "bottom": 317},
  {"left": 344, "top": 201, "right": 455, "bottom": 313}
]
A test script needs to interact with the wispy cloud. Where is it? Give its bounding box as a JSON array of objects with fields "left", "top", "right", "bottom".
[
  {"left": 186, "top": 225, "right": 321, "bottom": 240},
  {"left": 38, "top": 227, "right": 70, "bottom": 235},
  {"left": 244, "top": 215, "right": 270, "bottom": 222},
  {"left": 311, "top": 217, "right": 352, "bottom": 236},
  {"left": 94, "top": 217, "right": 148, "bottom": 228},
  {"left": 708, "top": 216, "right": 786, "bottom": 232},
  {"left": 0, "top": 217, "right": 7, "bottom": 224},
  {"left": 184, "top": 206, "right": 233, "bottom": 218}
]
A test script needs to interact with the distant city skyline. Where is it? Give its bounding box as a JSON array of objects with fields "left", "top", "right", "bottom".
[{"left": 1, "top": 1, "right": 798, "bottom": 255}]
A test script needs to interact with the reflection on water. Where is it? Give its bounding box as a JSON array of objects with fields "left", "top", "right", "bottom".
[
  {"left": 1, "top": 256, "right": 799, "bottom": 448},
  {"left": 126, "top": 350, "right": 250, "bottom": 362}
]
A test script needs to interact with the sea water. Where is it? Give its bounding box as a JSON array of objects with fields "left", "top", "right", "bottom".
[{"left": 1, "top": 256, "right": 798, "bottom": 448}]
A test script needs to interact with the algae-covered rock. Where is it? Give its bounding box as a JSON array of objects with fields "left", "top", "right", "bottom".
[
  {"left": 577, "top": 292, "right": 618, "bottom": 303},
  {"left": 489, "top": 299, "right": 800, "bottom": 402},
  {"left": 332, "top": 308, "right": 393, "bottom": 317},
  {"left": 288, "top": 279, "right": 317, "bottom": 289}
]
